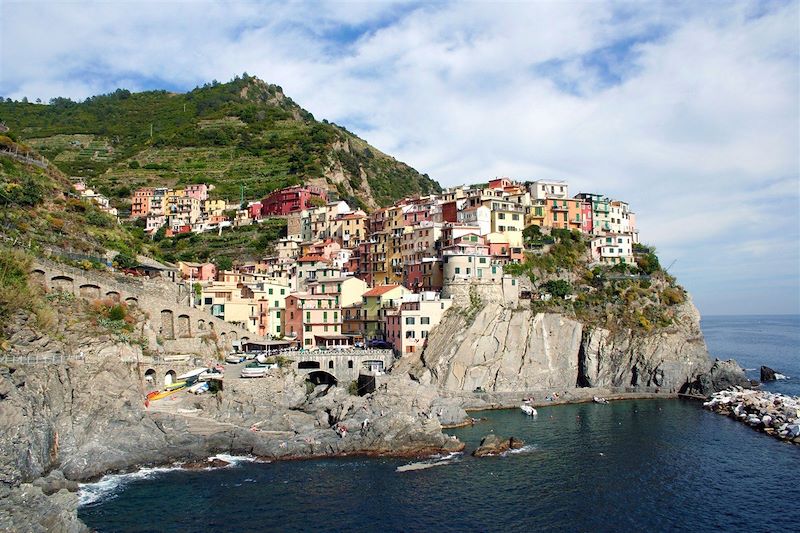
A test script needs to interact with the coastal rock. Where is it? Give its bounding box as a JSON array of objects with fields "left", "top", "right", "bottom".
[
  {"left": 182, "top": 457, "right": 230, "bottom": 470},
  {"left": 398, "top": 298, "right": 710, "bottom": 395},
  {"left": 472, "top": 435, "right": 524, "bottom": 457},
  {"left": 760, "top": 366, "right": 777, "bottom": 382},
  {"left": 685, "top": 359, "right": 751, "bottom": 396}
]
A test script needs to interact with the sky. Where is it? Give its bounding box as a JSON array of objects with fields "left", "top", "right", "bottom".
[{"left": 1, "top": 0, "right": 798, "bottom": 315}]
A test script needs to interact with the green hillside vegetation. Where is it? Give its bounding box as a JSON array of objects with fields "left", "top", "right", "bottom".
[
  {"left": 0, "top": 74, "right": 440, "bottom": 209},
  {"left": 148, "top": 218, "right": 287, "bottom": 265},
  {"left": 0, "top": 136, "right": 145, "bottom": 260},
  {"left": 509, "top": 226, "right": 686, "bottom": 333}
]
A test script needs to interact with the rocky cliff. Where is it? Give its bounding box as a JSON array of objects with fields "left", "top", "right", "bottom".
[
  {"left": 0, "top": 310, "right": 464, "bottom": 531},
  {"left": 399, "top": 297, "right": 712, "bottom": 395}
]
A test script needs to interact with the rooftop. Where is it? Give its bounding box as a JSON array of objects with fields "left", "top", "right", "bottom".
[{"left": 363, "top": 284, "right": 403, "bottom": 297}]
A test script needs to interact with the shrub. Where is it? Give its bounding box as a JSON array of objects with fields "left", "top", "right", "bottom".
[
  {"left": 661, "top": 287, "right": 685, "bottom": 306},
  {"left": 128, "top": 160, "right": 140, "bottom": 169},
  {"left": 542, "top": 279, "right": 573, "bottom": 298}
]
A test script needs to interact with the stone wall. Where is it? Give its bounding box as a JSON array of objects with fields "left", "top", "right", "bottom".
[
  {"left": 293, "top": 349, "right": 394, "bottom": 384},
  {"left": 442, "top": 276, "right": 520, "bottom": 307},
  {"left": 30, "top": 259, "right": 266, "bottom": 355}
]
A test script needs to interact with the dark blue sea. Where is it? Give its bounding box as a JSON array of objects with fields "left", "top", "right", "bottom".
[{"left": 79, "top": 315, "right": 800, "bottom": 532}]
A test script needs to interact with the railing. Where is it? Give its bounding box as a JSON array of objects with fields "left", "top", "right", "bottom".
[{"left": 0, "top": 352, "right": 82, "bottom": 365}]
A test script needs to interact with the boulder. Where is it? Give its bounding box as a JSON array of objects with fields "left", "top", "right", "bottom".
[
  {"left": 685, "top": 359, "right": 751, "bottom": 396},
  {"left": 472, "top": 434, "right": 524, "bottom": 457},
  {"left": 760, "top": 366, "right": 777, "bottom": 382},
  {"left": 181, "top": 457, "right": 230, "bottom": 470}
]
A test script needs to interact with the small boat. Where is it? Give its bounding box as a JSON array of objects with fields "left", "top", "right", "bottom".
[
  {"left": 188, "top": 382, "right": 209, "bottom": 394},
  {"left": 593, "top": 396, "right": 609, "bottom": 404},
  {"left": 164, "top": 381, "right": 187, "bottom": 391},
  {"left": 520, "top": 405, "right": 537, "bottom": 416},
  {"left": 146, "top": 390, "right": 160, "bottom": 400},
  {"left": 148, "top": 388, "right": 182, "bottom": 401}
]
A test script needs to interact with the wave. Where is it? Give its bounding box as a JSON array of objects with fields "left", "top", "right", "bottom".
[
  {"left": 501, "top": 444, "right": 538, "bottom": 457},
  {"left": 79, "top": 454, "right": 265, "bottom": 506},
  {"left": 775, "top": 373, "right": 789, "bottom": 380},
  {"left": 396, "top": 452, "right": 463, "bottom": 472},
  {"left": 78, "top": 465, "right": 182, "bottom": 506}
]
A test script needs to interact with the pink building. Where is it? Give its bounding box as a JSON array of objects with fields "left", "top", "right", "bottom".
[
  {"left": 185, "top": 184, "right": 209, "bottom": 201},
  {"left": 580, "top": 199, "right": 593, "bottom": 234},
  {"left": 282, "top": 293, "right": 342, "bottom": 349},
  {"left": 261, "top": 185, "right": 327, "bottom": 216},
  {"left": 178, "top": 261, "right": 217, "bottom": 281}
]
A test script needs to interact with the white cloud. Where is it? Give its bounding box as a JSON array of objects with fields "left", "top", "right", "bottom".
[{"left": 0, "top": 0, "right": 797, "bottom": 314}]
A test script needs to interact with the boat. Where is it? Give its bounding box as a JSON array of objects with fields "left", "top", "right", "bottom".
[
  {"left": 148, "top": 388, "right": 182, "bottom": 401},
  {"left": 520, "top": 405, "right": 537, "bottom": 416},
  {"left": 593, "top": 396, "right": 609, "bottom": 404},
  {"left": 188, "top": 382, "right": 209, "bottom": 394},
  {"left": 164, "top": 381, "right": 187, "bottom": 391},
  {"left": 240, "top": 362, "right": 268, "bottom": 378},
  {"left": 177, "top": 368, "right": 208, "bottom": 382}
]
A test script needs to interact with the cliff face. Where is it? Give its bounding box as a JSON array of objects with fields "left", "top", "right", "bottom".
[{"left": 400, "top": 298, "right": 711, "bottom": 394}]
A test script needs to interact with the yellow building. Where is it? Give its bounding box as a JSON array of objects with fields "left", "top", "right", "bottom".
[{"left": 361, "top": 284, "right": 411, "bottom": 339}]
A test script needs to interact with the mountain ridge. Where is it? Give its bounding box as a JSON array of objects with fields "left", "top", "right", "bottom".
[{"left": 0, "top": 74, "right": 441, "bottom": 211}]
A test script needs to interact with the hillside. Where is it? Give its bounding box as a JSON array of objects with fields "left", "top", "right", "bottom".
[{"left": 0, "top": 74, "right": 440, "bottom": 210}]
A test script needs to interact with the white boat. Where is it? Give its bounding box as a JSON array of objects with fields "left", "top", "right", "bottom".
[
  {"left": 188, "top": 382, "right": 209, "bottom": 394},
  {"left": 593, "top": 396, "right": 609, "bottom": 404},
  {"left": 240, "top": 363, "right": 267, "bottom": 378},
  {"left": 520, "top": 404, "right": 537, "bottom": 416},
  {"left": 177, "top": 368, "right": 208, "bottom": 381}
]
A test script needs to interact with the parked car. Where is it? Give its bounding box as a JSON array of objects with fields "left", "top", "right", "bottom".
[
  {"left": 225, "top": 354, "right": 245, "bottom": 364},
  {"left": 240, "top": 362, "right": 267, "bottom": 378}
]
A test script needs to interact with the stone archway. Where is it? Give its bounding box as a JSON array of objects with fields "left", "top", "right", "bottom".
[
  {"left": 125, "top": 297, "right": 139, "bottom": 306},
  {"left": 160, "top": 310, "right": 175, "bottom": 339},
  {"left": 105, "top": 291, "right": 121, "bottom": 302},
  {"left": 177, "top": 314, "right": 191, "bottom": 338},
  {"left": 306, "top": 370, "right": 338, "bottom": 386},
  {"left": 50, "top": 275, "right": 74, "bottom": 292},
  {"left": 144, "top": 368, "right": 156, "bottom": 384},
  {"left": 197, "top": 319, "right": 206, "bottom": 331},
  {"left": 164, "top": 370, "right": 176, "bottom": 386},
  {"left": 79, "top": 284, "right": 101, "bottom": 298},
  {"left": 30, "top": 269, "right": 46, "bottom": 287},
  {"left": 219, "top": 332, "right": 227, "bottom": 349}
]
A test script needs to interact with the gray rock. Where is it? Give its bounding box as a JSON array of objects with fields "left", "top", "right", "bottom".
[
  {"left": 760, "top": 366, "right": 777, "bottom": 382},
  {"left": 472, "top": 434, "right": 524, "bottom": 457}
]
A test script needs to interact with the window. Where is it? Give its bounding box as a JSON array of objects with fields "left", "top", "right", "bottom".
[
  {"left": 498, "top": 213, "right": 505, "bottom": 219},
  {"left": 406, "top": 317, "right": 416, "bottom": 325},
  {"left": 328, "top": 361, "right": 334, "bottom": 369},
  {"left": 323, "top": 311, "right": 328, "bottom": 320},
  {"left": 324, "top": 325, "right": 328, "bottom": 332},
  {"left": 204, "top": 297, "right": 212, "bottom": 305},
  {"left": 421, "top": 317, "right": 430, "bottom": 325},
  {"left": 305, "top": 338, "right": 311, "bottom": 346},
  {"left": 274, "top": 300, "right": 279, "bottom": 307},
  {"left": 276, "top": 325, "right": 281, "bottom": 333},
  {"left": 406, "top": 330, "right": 415, "bottom": 338},
  {"left": 280, "top": 289, "right": 285, "bottom": 295},
  {"left": 276, "top": 311, "right": 281, "bottom": 319},
  {"left": 455, "top": 267, "right": 461, "bottom": 274},
  {"left": 305, "top": 325, "right": 311, "bottom": 332},
  {"left": 348, "top": 360, "right": 353, "bottom": 369},
  {"left": 306, "top": 311, "right": 310, "bottom": 321},
  {"left": 421, "top": 331, "right": 428, "bottom": 338},
  {"left": 334, "top": 311, "right": 338, "bottom": 321},
  {"left": 479, "top": 257, "right": 487, "bottom": 264},
  {"left": 268, "top": 288, "right": 273, "bottom": 295},
  {"left": 512, "top": 214, "right": 519, "bottom": 221}
]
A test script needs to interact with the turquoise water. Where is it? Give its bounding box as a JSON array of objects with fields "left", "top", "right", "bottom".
[{"left": 79, "top": 316, "right": 800, "bottom": 532}]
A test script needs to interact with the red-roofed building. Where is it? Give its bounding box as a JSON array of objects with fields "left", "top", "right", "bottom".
[{"left": 261, "top": 185, "right": 327, "bottom": 216}]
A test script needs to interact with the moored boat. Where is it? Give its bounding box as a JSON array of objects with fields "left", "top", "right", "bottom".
[{"left": 520, "top": 404, "right": 537, "bottom": 416}]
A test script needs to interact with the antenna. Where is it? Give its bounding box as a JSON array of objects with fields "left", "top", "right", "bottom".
[{"left": 665, "top": 259, "right": 677, "bottom": 272}]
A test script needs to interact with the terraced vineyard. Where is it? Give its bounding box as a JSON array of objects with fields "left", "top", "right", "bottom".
[{"left": 0, "top": 75, "right": 440, "bottom": 211}]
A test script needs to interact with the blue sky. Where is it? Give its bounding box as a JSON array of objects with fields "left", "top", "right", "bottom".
[{"left": 1, "top": 0, "right": 798, "bottom": 315}]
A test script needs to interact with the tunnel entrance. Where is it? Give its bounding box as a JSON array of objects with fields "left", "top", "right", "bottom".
[{"left": 306, "top": 371, "right": 338, "bottom": 386}]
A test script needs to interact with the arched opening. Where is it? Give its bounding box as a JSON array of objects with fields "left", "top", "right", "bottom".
[
  {"left": 177, "top": 314, "right": 191, "bottom": 338},
  {"left": 105, "top": 291, "right": 121, "bottom": 302},
  {"left": 306, "top": 370, "right": 338, "bottom": 386},
  {"left": 160, "top": 310, "right": 175, "bottom": 339},
  {"left": 298, "top": 361, "right": 321, "bottom": 369},
  {"left": 328, "top": 360, "right": 334, "bottom": 369},
  {"left": 197, "top": 319, "right": 206, "bottom": 331},
  {"left": 348, "top": 360, "right": 354, "bottom": 369},
  {"left": 144, "top": 368, "right": 156, "bottom": 383},
  {"left": 164, "top": 370, "right": 176, "bottom": 386},
  {"left": 30, "top": 269, "right": 46, "bottom": 287},
  {"left": 125, "top": 296, "right": 139, "bottom": 306},
  {"left": 240, "top": 336, "right": 249, "bottom": 343},
  {"left": 79, "top": 284, "right": 101, "bottom": 298},
  {"left": 362, "top": 360, "right": 385, "bottom": 372},
  {"left": 50, "top": 275, "right": 74, "bottom": 292},
  {"left": 219, "top": 332, "right": 227, "bottom": 348},
  {"left": 229, "top": 331, "right": 238, "bottom": 340}
]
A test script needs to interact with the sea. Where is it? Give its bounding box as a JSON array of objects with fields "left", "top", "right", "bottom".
[{"left": 79, "top": 315, "right": 799, "bottom": 532}]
